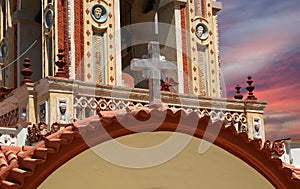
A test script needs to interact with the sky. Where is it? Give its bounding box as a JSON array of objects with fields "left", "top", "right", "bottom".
[{"left": 218, "top": 0, "right": 300, "bottom": 140}]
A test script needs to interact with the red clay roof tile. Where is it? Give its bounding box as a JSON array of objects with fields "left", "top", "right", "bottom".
[
  {"left": 0, "top": 108, "right": 298, "bottom": 188},
  {"left": 283, "top": 162, "right": 300, "bottom": 180}
]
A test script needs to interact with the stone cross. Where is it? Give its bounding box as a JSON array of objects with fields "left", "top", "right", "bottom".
[{"left": 131, "top": 41, "right": 177, "bottom": 106}]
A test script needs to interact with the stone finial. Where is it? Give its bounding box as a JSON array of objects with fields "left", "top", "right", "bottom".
[
  {"left": 55, "top": 49, "right": 67, "bottom": 78},
  {"left": 21, "top": 58, "right": 33, "bottom": 84},
  {"left": 50, "top": 122, "right": 61, "bottom": 134},
  {"left": 272, "top": 140, "right": 285, "bottom": 156},
  {"left": 263, "top": 140, "right": 272, "bottom": 150},
  {"left": 27, "top": 122, "right": 62, "bottom": 145},
  {"left": 234, "top": 84, "right": 243, "bottom": 100},
  {"left": 246, "top": 75, "right": 257, "bottom": 100},
  {"left": 263, "top": 140, "right": 285, "bottom": 157}
]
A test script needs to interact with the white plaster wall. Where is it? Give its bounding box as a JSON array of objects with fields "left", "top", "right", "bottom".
[
  {"left": 291, "top": 148, "right": 300, "bottom": 167},
  {"left": 280, "top": 141, "right": 300, "bottom": 167},
  {"left": 16, "top": 127, "right": 28, "bottom": 146}
]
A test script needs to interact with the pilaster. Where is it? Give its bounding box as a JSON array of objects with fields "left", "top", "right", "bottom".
[{"left": 186, "top": 0, "right": 222, "bottom": 97}]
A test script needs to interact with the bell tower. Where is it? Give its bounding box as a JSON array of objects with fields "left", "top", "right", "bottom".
[
  {"left": 46, "top": 0, "right": 222, "bottom": 98},
  {"left": 114, "top": 0, "right": 223, "bottom": 97},
  {"left": 157, "top": 0, "right": 223, "bottom": 97},
  {"left": 188, "top": 0, "right": 223, "bottom": 97},
  {"left": 0, "top": 0, "right": 42, "bottom": 88},
  {"left": 0, "top": 0, "right": 268, "bottom": 146}
]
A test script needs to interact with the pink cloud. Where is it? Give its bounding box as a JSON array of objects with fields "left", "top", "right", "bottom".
[{"left": 219, "top": 0, "right": 300, "bottom": 141}]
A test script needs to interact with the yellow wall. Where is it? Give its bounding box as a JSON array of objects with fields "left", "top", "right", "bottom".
[{"left": 39, "top": 132, "right": 274, "bottom": 189}]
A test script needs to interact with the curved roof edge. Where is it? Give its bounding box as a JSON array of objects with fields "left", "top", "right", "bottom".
[{"left": 0, "top": 108, "right": 299, "bottom": 189}]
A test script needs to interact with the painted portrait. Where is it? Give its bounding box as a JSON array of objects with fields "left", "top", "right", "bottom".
[
  {"left": 195, "top": 23, "right": 208, "bottom": 40},
  {"left": 90, "top": 4, "right": 108, "bottom": 23}
]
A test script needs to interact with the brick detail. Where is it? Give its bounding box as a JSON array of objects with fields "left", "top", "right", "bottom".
[
  {"left": 202, "top": 0, "right": 206, "bottom": 18},
  {"left": 180, "top": 5, "right": 189, "bottom": 94},
  {"left": 57, "top": 0, "right": 69, "bottom": 77},
  {"left": 74, "top": 1, "right": 84, "bottom": 80}
]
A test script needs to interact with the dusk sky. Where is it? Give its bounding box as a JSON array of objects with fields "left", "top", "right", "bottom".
[{"left": 218, "top": 0, "right": 300, "bottom": 140}]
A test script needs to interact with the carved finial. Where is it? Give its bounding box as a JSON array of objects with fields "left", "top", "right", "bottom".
[
  {"left": 21, "top": 58, "right": 33, "bottom": 84},
  {"left": 55, "top": 49, "right": 67, "bottom": 78},
  {"left": 263, "top": 140, "right": 272, "bottom": 150},
  {"left": 272, "top": 140, "right": 285, "bottom": 156},
  {"left": 50, "top": 122, "right": 61, "bottom": 134},
  {"left": 246, "top": 75, "right": 257, "bottom": 100},
  {"left": 26, "top": 122, "right": 62, "bottom": 145},
  {"left": 234, "top": 84, "right": 243, "bottom": 100}
]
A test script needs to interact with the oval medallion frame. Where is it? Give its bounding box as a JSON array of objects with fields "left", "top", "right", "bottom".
[
  {"left": 44, "top": 5, "right": 54, "bottom": 35},
  {"left": 0, "top": 39, "right": 8, "bottom": 61},
  {"left": 90, "top": 4, "right": 108, "bottom": 24},
  {"left": 195, "top": 22, "right": 209, "bottom": 40}
]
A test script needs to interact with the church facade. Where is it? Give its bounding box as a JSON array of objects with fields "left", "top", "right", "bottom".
[
  {"left": 0, "top": 0, "right": 299, "bottom": 188},
  {"left": 0, "top": 0, "right": 266, "bottom": 144}
]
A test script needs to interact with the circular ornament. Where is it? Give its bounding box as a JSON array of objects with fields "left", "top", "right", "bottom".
[
  {"left": 44, "top": 7, "right": 54, "bottom": 29},
  {"left": 44, "top": 5, "right": 54, "bottom": 35},
  {"left": 195, "top": 23, "right": 209, "bottom": 40},
  {"left": 90, "top": 4, "right": 108, "bottom": 23}
]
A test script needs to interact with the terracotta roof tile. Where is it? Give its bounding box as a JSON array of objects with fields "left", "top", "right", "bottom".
[
  {"left": 0, "top": 108, "right": 299, "bottom": 188},
  {"left": 283, "top": 162, "right": 300, "bottom": 180}
]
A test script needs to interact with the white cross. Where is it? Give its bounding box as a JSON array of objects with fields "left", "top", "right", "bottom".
[{"left": 131, "top": 41, "right": 177, "bottom": 106}]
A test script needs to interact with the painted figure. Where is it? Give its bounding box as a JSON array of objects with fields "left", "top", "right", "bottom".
[
  {"left": 93, "top": 6, "right": 103, "bottom": 20},
  {"left": 196, "top": 25, "right": 204, "bottom": 38}
]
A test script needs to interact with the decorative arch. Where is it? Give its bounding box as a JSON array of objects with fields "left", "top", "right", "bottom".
[{"left": 0, "top": 109, "right": 299, "bottom": 188}]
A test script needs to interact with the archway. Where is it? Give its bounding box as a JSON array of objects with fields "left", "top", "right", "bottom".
[
  {"left": 0, "top": 109, "right": 299, "bottom": 188},
  {"left": 39, "top": 132, "right": 274, "bottom": 189}
]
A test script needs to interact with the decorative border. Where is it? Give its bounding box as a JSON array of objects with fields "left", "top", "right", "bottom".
[{"left": 0, "top": 108, "right": 18, "bottom": 127}]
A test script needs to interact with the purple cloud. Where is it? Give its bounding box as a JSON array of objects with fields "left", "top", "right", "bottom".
[{"left": 218, "top": 0, "right": 300, "bottom": 140}]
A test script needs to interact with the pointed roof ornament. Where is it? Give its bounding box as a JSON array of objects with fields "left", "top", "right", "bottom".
[
  {"left": 246, "top": 75, "right": 257, "bottom": 100},
  {"left": 21, "top": 58, "right": 33, "bottom": 85},
  {"left": 234, "top": 84, "right": 243, "bottom": 100},
  {"left": 55, "top": 49, "right": 68, "bottom": 78}
]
